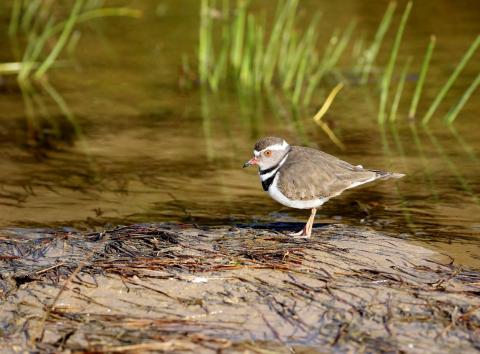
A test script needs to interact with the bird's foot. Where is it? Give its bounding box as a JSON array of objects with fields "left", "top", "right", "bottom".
[{"left": 288, "top": 227, "right": 311, "bottom": 239}]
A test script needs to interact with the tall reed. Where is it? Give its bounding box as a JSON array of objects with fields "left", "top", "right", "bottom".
[
  {"left": 444, "top": 72, "right": 480, "bottom": 124},
  {"left": 198, "top": 0, "right": 356, "bottom": 107},
  {"left": 378, "top": 1, "right": 412, "bottom": 124},
  {"left": 196, "top": 1, "right": 478, "bottom": 129},
  {"left": 359, "top": 1, "right": 396, "bottom": 84},
  {"left": 422, "top": 35, "right": 480, "bottom": 125},
  {"left": 389, "top": 56, "right": 412, "bottom": 122},
  {"left": 408, "top": 36, "right": 435, "bottom": 119}
]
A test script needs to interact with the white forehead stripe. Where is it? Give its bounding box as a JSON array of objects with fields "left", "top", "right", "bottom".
[
  {"left": 254, "top": 140, "right": 289, "bottom": 155},
  {"left": 267, "top": 140, "right": 289, "bottom": 151}
]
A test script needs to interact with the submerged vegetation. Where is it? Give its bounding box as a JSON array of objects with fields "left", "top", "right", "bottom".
[
  {"left": 4, "top": 0, "right": 141, "bottom": 81},
  {"left": 197, "top": 0, "right": 479, "bottom": 129},
  {"left": 0, "top": 0, "right": 141, "bottom": 148}
]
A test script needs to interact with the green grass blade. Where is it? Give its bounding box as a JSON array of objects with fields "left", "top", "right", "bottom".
[
  {"left": 209, "top": 1, "right": 231, "bottom": 90},
  {"left": 263, "top": 0, "right": 298, "bottom": 86},
  {"left": 19, "top": 16, "right": 55, "bottom": 80},
  {"left": 445, "top": 72, "right": 480, "bottom": 124},
  {"left": 21, "top": 0, "right": 41, "bottom": 34},
  {"left": 277, "top": 1, "right": 301, "bottom": 77},
  {"left": 389, "top": 56, "right": 412, "bottom": 122},
  {"left": 8, "top": 0, "right": 23, "bottom": 37},
  {"left": 0, "top": 62, "right": 23, "bottom": 75},
  {"left": 231, "top": 0, "right": 247, "bottom": 72},
  {"left": 239, "top": 13, "right": 255, "bottom": 86},
  {"left": 408, "top": 35, "right": 435, "bottom": 118},
  {"left": 292, "top": 15, "right": 320, "bottom": 104},
  {"left": 34, "top": 0, "right": 85, "bottom": 79},
  {"left": 303, "top": 23, "right": 353, "bottom": 107},
  {"left": 360, "top": 1, "right": 396, "bottom": 84},
  {"left": 74, "top": 7, "right": 142, "bottom": 22},
  {"left": 253, "top": 21, "right": 264, "bottom": 91},
  {"left": 199, "top": 0, "right": 211, "bottom": 84},
  {"left": 326, "top": 20, "right": 356, "bottom": 68},
  {"left": 378, "top": 1, "right": 412, "bottom": 124},
  {"left": 422, "top": 35, "right": 480, "bottom": 125},
  {"left": 282, "top": 36, "right": 308, "bottom": 90}
]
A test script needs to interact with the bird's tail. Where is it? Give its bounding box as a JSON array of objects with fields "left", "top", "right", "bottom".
[{"left": 373, "top": 170, "right": 405, "bottom": 180}]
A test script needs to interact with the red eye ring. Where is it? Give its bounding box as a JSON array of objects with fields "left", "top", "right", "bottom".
[{"left": 264, "top": 150, "right": 272, "bottom": 157}]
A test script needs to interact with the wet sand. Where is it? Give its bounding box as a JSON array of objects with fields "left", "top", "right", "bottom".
[{"left": 1, "top": 223, "right": 479, "bottom": 353}]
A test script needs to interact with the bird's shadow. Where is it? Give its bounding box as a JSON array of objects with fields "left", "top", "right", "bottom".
[{"left": 236, "top": 222, "right": 330, "bottom": 232}]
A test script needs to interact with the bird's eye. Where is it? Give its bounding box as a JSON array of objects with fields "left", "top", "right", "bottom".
[{"left": 264, "top": 150, "right": 272, "bottom": 157}]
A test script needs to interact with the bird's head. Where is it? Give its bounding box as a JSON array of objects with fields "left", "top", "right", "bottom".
[{"left": 243, "top": 137, "right": 290, "bottom": 170}]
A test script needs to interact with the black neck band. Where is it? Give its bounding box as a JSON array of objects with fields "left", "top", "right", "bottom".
[
  {"left": 259, "top": 165, "right": 277, "bottom": 175},
  {"left": 262, "top": 174, "right": 276, "bottom": 191}
]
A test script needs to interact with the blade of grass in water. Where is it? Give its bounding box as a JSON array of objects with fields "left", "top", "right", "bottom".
[
  {"left": 292, "top": 20, "right": 319, "bottom": 105},
  {"left": 34, "top": 0, "right": 85, "bottom": 79},
  {"left": 277, "top": 1, "right": 301, "bottom": 78},
  {"left": 286, "top": 12, "right": 321, "bottom": 94},
  {"left": 231, "top": 0, "right": 247, "bottom": 72},
  {"left": 444, "top": 72, "right": 480, "bottom": 124},
  {"left": 360, "top": 1, "right": 396, "bottom": 84},
  {"left": 263, "top": 0, "right": 298, "bottom": 86},
  {"left": 209, "top": 0, "right": 230, "bottom": 90},
  {"left": 408, "top": 36, "right": 435, "bottom": 119},
  {"left": 74, "top": 7, "right": 142, "bottom": 22},
  {"left": 0, "top": 62, "right": 24, "bottom": 74},
  {"left": 422, "top": 35, "right": 480, "bottom": 125},
  {"left": 253, "top": 19, "right": 264, "bottom": 91},
  {"left": 198, "top": 0, "right": 211, "bottom": 84},
  {"left": 312, "top": 83, "right": 346, "bottom": 150},
  {"left": 8, "top": 0, "right": 23, "bottom": 37},
  {"left": 19, "top": 16, "right": 56, "bottom": 80},
  {"left": 303, "top": 23, "right": 354, "bottom": 107},
  {"left": 378, "top": 1, "right": 412, "bottom": 124},
  {"left": 281, "top": 31, "right": 299, "bottom": 86},
  {"left": 313, "top": 82, "right": 344, "bottom": 123},
  {"left": 352, "top": 31, "right": 365, "bottom": 70},
  {"left": 389, "top": 56, "right": 412, "bottom": 122},
  {"left": 21, "top": 0, "right": 41, "bottom": 34},
  {"left": 327, "top": 20, "right": 356, "bottom": 68},
  {"left": 282, "top": 32, "right": 310, "bottom": 91},
  {"left": 240, "top": 13, "right": 255, "bottom": 86}
]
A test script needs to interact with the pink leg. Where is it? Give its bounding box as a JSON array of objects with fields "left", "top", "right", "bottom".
[{"left": 289, "top": 208, "right": 317, "bottom": 238}]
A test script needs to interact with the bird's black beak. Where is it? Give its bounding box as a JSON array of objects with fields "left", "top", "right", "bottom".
[{"left": 243, "top": 157, "right": 258, "bottom": 168}]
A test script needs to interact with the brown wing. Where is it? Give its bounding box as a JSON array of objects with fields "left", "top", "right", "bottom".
[{"left": 277, "top": 146, "right": 377, "bottom": 200}]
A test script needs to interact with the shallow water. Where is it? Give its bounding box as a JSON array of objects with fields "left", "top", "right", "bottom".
[{"left": 0, "top": 1, "right": 479, "bottom": 266}]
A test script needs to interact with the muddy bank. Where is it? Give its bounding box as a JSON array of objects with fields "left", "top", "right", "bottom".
[{"left": 0, "top": 223, "right": 479, "bottom": 353}]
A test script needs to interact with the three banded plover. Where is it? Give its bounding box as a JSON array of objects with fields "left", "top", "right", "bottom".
[{"left": 243, "top": 137, "right": 404, "bottom": 238}]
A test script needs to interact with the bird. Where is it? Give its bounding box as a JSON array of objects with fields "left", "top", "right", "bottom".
[{"left": 243, "top": 137, "right": 404, "bottom": 238}]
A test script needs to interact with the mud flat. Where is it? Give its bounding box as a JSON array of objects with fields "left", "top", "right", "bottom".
[{"left": 0, "top": 223, "right": 479, "bottom": 353}]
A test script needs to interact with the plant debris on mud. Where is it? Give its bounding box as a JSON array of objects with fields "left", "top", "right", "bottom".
[{"left": 0, "top": 223, "right": 479, "bottom": 353}]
